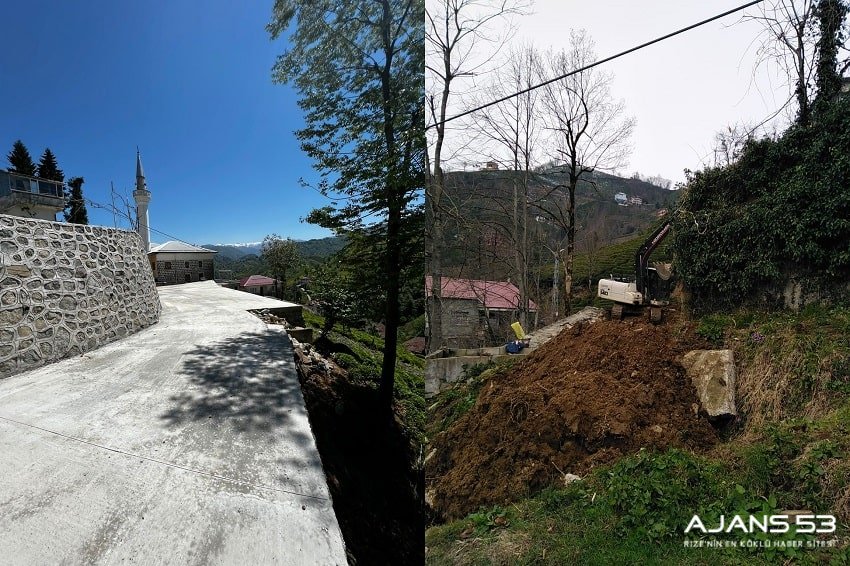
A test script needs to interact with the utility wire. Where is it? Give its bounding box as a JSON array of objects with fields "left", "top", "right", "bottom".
[
  {"left": 83, "top": 197, "right": 201, "bottom": 248},
  {"left": 431, "top": 0, "right": 763, "bottom": 129}
]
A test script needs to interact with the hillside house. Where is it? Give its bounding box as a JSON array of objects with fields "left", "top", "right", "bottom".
[
  {"left": 614, "top": 192, "right": 628, "bottom": 205},
  {"left": 629, "top": 196, "right": 643, "bottom": 206},
  {"left": 239, "top": 274, "right": 279, "bottom": 296},
  {"left": 425, "top": 276, "right": 538, "bottom": 349},
  {"left": 148, "top": 241, "right": 216, "bottom": 285},
  {"left": 0, "top": 169, "right": 65, "bottom": 220}
]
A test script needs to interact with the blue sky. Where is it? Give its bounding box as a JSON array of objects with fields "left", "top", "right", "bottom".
[{"left": 0, "top": 1, "right": 334, "bottom": 245}]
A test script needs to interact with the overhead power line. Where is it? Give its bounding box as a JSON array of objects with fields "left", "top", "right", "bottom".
[
  {"left": 431, "top": 0, "right": 763, "bottom": 129},
  {"left": 83, "top": 197, "right": 199, "bottom": 247}
]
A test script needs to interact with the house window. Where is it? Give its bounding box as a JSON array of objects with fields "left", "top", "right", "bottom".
[
  {"left": 164, "top": 261, "right": 172, "bottom": 270},
  {"left": 185, "top": 273, "right": 191, "bottom": 282},
  {"left": 198, "top": 260, "right": 203, "bottom": 267},
  {"left": 185, "top": 261, "right": 190, "bottom": 268},
  {"left": 199, "top": 273, "right": 205, "bottom": 281}
]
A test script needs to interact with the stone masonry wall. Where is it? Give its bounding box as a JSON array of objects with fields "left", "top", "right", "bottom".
[{"left": 0, "top": 214, "right": 161, "bottom": 378}]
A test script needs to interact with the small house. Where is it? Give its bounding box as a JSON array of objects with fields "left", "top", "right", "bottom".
[
  {"left": 425, "top": 276, "right": 538, "bottom": 349},
  {"left": 239, "top": 274, "right": 279, "bottom": 296},
  {"left": 614, "top": 192, "right": 628, "bottom": 205}
]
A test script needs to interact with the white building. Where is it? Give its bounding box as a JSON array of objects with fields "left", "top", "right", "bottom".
[
  {"left": 148, "top": 241, "right": 217, "bottom": 285},
  {"left": 614, "top": 192, "right": 628, "bottom": 205}
]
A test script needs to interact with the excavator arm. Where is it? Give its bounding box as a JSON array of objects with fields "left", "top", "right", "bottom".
[{"left": 634, "top": 220, "right": 672, "bottom": 300}]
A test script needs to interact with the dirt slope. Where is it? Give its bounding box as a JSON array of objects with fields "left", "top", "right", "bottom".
[{"left": 428, "top": 313, "right": 719, "bottom": 521}]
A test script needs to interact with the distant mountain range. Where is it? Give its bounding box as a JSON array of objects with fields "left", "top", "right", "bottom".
[{"left": 203, "top": 236, "right": 347, "bottom": 261}]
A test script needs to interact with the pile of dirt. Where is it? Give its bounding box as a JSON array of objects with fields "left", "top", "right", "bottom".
[{"left": 427, "top": 314, "right": 720, "bottom": 521}]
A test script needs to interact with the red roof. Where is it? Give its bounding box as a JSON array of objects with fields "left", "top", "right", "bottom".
[
  {"left": 239, "top": 275, "right": 277, "bottom": 287},
  {"left": 425, "top": 276, "right": 537, "bottom": 311}
]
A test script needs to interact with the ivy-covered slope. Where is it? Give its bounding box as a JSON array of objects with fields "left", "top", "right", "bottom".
[{"left": 672, "top": 99, "right": 850, "bottom": 309}]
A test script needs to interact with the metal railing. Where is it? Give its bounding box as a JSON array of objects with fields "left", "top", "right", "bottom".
[{"left": 0, "top": 170, "right": 64, "bottom": 199}]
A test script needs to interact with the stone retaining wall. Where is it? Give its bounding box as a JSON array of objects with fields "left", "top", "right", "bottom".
[
  {"left": 0, "top": 214, "right": 161, "bottom": 378},
  {"left": 425, "top": 353, "right": 525, "bottom": 397}
]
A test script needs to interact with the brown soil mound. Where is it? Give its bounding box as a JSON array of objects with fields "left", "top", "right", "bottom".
[{"left": 428, "top": 314, "right": 719, "bottom": 521}]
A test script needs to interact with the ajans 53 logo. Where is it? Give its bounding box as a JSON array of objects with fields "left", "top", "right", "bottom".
[{"left": 685, "top": 514, "right": 836, "bottom": 534}]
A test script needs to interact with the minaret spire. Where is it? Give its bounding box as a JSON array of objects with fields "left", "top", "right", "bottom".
[
  {"left": 135, "top": 148, "right": 146, "bottom": 191},
  {"left": 133, "top": 148, "right": 152, "bottom": 252}
]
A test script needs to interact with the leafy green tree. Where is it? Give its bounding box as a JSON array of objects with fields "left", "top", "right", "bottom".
[
  {"left": 311, "top": 262, "right": 362, "bottom": 334},
  {"left": 7, "top": 140, "right": 36, "bottom": 176},
  {"left": 64, "top": 177, "right": 89, "bottom": 224},
  {"left": 36, "top": 148, "right": 64, "bottom": 181},
  {"left": 268, "top": 0, "right": 425, "bottom": 416},
  {"left": 261, "top": 233, "right": 299, "bottom": 299}
]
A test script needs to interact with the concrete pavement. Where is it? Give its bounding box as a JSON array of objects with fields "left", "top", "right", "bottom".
[{"left": 0, "top": 281, "right": 347, "bottom": 565}]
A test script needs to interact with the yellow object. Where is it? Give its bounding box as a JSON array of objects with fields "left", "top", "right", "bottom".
[{"left": 511, "top": 322, "right": 527, "bottom": 340}]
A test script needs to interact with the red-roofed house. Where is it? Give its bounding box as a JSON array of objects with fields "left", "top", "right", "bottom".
[
  {"left": 425, "top": 276, "right": 537, "bottom": 349},
  {"left": 239, "top": 274, "right": 279, "bottom": 297}
]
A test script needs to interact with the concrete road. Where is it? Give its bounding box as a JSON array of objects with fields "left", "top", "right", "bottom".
[{"left": 0, "top": 281, "right": 347, "bottom": 565}]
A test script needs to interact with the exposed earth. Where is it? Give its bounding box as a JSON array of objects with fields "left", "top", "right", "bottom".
[
  {"left": 293, "top": 333, "right": 425, "bottom": 565},
  {"left": 428, "top": 311, "right": 719, "bottom": 521}
]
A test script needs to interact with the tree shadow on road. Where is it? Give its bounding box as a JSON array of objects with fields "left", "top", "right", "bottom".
[{"left": 160, "top": 331, "right": 309, "bottom": 440}]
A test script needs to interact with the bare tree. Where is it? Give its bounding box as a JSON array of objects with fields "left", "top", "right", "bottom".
[
  {"left": 468, "top": 44, "right": 543, "bottom": 328},
  {"left": 537, "top": 30, "right": 635, "bottom": 315},
  {"left": 742, "top": 0, "right": 818, "bottom": 125},
  {"left": 425, "top": 0, "right": 530, "bottom": 352},
  {"left": 713, "top": 122, "right": 756, "bottom": 166}
]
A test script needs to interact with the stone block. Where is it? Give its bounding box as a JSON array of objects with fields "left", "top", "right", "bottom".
[
  {"left": 681, "top": 350, "right": 737, "bottom": 417},
  {"left": 5, "top": 265, "right": 30, "bottom": 277}
]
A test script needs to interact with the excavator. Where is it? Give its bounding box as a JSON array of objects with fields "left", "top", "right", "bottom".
[{"left": 597, "top": 220, "right": 674, "bottom": 323}]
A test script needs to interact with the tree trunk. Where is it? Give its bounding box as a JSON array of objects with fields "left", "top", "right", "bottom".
[
  {"left": 512, "top": 175, "right": 527, "bottom": 328},
  {"left": 378, "top": 0, "right": 401, "bottom": 421},
  {"left": 380, "top": 196, "right": 402, "bottom": 420},
  {"left": 565, "top": 174, "right": 577, "bottom": 315},
  {"left": 427, "top": 164, "right": 444, "bottom": 354}
]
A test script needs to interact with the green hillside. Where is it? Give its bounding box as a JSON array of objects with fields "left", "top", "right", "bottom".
[
  {"left": 211, "top": 235, "right": 346, "bottom": 279},
  {"left": 440, "top": 168, "right": 679, "bottom": 277}
]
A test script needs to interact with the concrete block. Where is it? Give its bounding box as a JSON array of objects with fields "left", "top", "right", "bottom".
[{"left": 288, "top": 327, "right": 313, "bottom": 344}]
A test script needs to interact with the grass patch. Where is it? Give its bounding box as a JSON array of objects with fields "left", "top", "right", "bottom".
[
  {"left": 696, "top": 314, "right": 733, "bottom": 344},
  {"left": 724, "top": 305, "right": 850, "bottom": 430}
]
